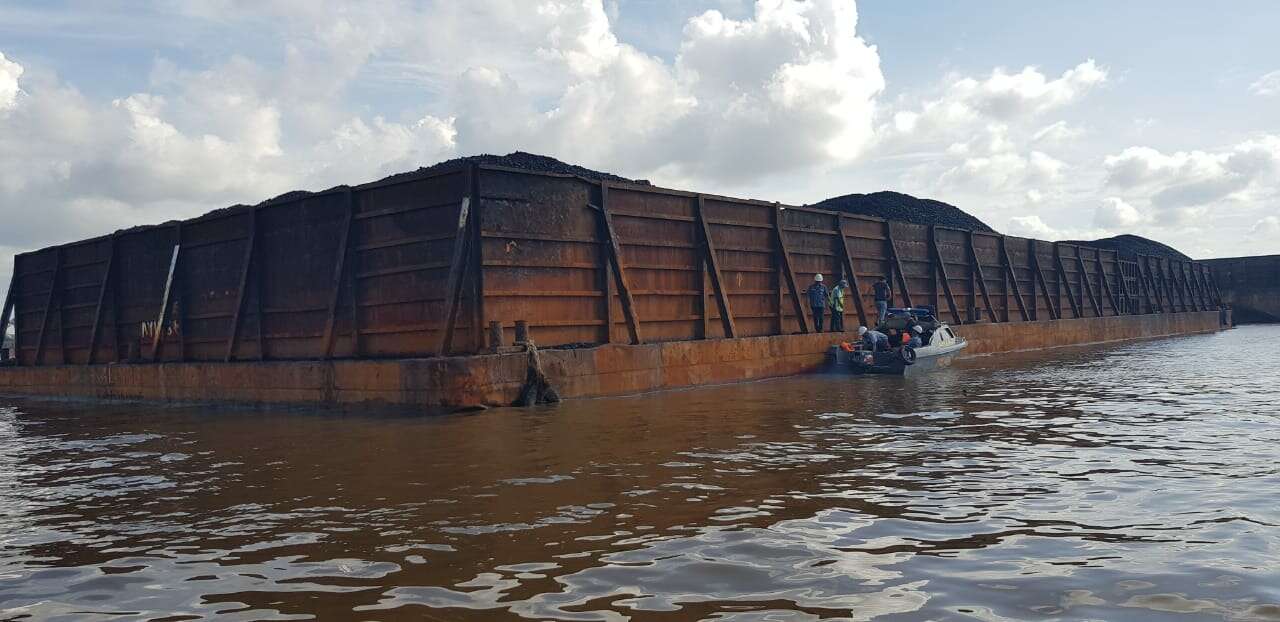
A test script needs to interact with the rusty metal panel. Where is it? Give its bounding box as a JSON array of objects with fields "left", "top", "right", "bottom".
[
  {"left": 971, "top": 232, "right": 1004, "bottom": 320},
  {"left": 110, "top": 227, "right": 178, "bottom": 361},
  {"left": 711, "top": 199, "right": 781, "bottom": 337},
  {"left": 478, "top": 168, "right": 604, "bottom": 347},
  {"left": 609, "top": 190, "right": 701, "bottom": 342},
  {"left": 351, "top": 172, "right": 468, "bottom": 357},
  {"left": 1002, "top": 235, "right": 1034, "bottom": 321},
  {"left": 10, "top": 252, "right": 56, "bottom": 365},
  {"left": 1031, "top": 240, "right": 1060, "bottom": 319},
  {"left": 934, "top": 228, "right": 971, "bottom": 323},
  {"left": 890, "top": 222, "right": 933, "bottom": 312},
  {"left": 254, "top": 192, "right": 348, "bottom": 359},
  {"left": 840, "top": 216, "right": 891, "bottom": 316},
  {"left": 12, "top": 249, "right": 56, "bottom": 365},
  {"left": 175, "top": 212, "right": 252, "bottom": 360},
  {"left": 8, "top": 165, "right": 1222, "bottom": 365},
  {"left": 50, "top": 239, "right": 110, "bottom": 363}
]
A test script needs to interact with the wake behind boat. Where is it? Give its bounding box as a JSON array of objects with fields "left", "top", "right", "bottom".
[{"left": 828, "top": 306, "right": 967, "bottom": 376}]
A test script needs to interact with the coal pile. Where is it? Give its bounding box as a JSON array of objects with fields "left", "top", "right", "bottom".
[
  {"left": 128, "top": 152, "right": 637, "bottom": 235},
  {"left": 1064, "top": 234, "right": 1191, "bottom": 262},
  {"left": 809, "top": 191, "right": 996, "bottom": 233},
  {"left": 376, "top": 151, "right": 638, "bottom": 186}
]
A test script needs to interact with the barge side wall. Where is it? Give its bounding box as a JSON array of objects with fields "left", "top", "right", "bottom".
[
  {"left": 0, "top": 311, "right": 1222, "bottom": 408},
  {"left": 3, "top": 167, "right": 1222, "bottom": 366},
  {"left": 1204, "top": 255, "right": 1280, "bottom": 323}
]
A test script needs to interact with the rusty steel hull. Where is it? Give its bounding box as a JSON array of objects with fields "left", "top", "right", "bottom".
[
  {"left": 0, "top": 312, "right": 1224, "bottom": 408},
  {"left": 0, "top": 165, "right": 1224, "bottom": 368}
]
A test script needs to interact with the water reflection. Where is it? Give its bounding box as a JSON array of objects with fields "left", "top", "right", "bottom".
[{"left": 2, "top": 326, "right": 1280, "bottom": 620}]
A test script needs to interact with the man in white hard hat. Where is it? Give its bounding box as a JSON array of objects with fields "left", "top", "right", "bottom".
[
  {"left": 905, "top": 324, "right": 923, "bottom": 348},
  {"left": 806, "top": 273, "right": 828, "bottom": 332},
  {"left": 858, "top": 325, "right": 888, "bottom": 351}
]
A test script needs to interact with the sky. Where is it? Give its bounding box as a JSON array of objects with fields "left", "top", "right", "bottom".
[{"left": 2, "top": 0, "right": 1279, "bottom": 288}]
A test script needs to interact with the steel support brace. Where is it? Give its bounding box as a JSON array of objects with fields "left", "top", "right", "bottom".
[
  {"left": 603, "top": 242, "right": 617, "bottom": 343},
  {"left": 1137, "top": 258, "right": 1158, "bottom": 313},
  {"left": 697, "top": 196, "right": 736, "bottom": 338},
  {"left": 35, "top": 249, "right": 62, "bottom": 365},
  {"left": 1076, "top": 250, "right": 1103, "bottom": 316},
  {"left": 0, "top": 267, "right": 16, "bottom": 362},
  {"left": 322, "top": 190, "right": 356, "bottom": 359},
  {"left": 1054, "top": 244, "right": 1082, "bottom": 318},
  {"left": 967, "top": 232, "right": 998, "bottom": 322},
  {"left": 1030, "top": 241, "right": 1059, "bottom": 320},
  {"left": 1145, "top": 256, "right": 1165, "bottom": 313},
  {"left": 885, "top": 222, "right": 913, "bottom": 309},
  {"left": 601, "top": 184, "right": 643, "bottom": 344},
  {"left": 225, "top": 209, "right": 258, "bottom": 361},
  {"left": 999, "top": 236, "right": 1030, "bottom": 321},
  {"left": 773, "top": 204, "right": 809, "bottom": 334},
  {"left": 439, "top": 197, "right": 474, "bottom": 355},
  {"left": 1094, "top": 249, "right": 1119, "bottom": 316},
  {"left": 150, "top": 242, "right": 181, "bottom": 362},
  {"left": 836, "top": 216, "right": 868, "bottom": 327},
  {"left": 928, "top": 227, "right": 961, "bottom": 323},
  {"left": 87, "top": 235, "right": 117, "bottom": 364},
  {"left": 1207, "top": 265, "right": 1224, "bottom": 307}
]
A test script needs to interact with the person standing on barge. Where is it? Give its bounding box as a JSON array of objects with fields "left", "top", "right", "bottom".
[
  {"left": 828, "top": 279, "right": 849, "bottom": 332},
  {"left": 806, "top": 274, "right": 828, "bottom": 332},
  {"left": 872, "top": 276, "right": 892, "bottom": 323}
]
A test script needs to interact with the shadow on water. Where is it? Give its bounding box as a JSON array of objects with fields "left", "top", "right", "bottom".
[{"left": 2, "top": 326, "right": 1280, "bottom": 620}]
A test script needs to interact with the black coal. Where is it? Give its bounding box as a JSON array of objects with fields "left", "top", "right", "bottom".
[
  {"left": 1062, "top": 234, "right": 1191, "bottom": 261},
  {"left": 809, "top": 191, "right": 996, "bottom": 232}
]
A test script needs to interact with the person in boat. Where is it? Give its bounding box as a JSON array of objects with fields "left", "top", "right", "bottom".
[
  {"left": 872, "top": 276, "right": 892, "bottom": 323},
  {"left": 904, "top": 316, "right": 923, "bottom": 341},
  {"left": 806, "top": 274, "right": 828, "bottom": 332},
  {"left": 828, "top": 278, "right": 849, "bottom": 332},
  {"left": 905, "top": 324, "right": 924, "bottom": 348},
  {"left": 886, "top": 327, "right": 902, "bottom": 347},
  {"left": 858, "top": 326, "right": 889, "bottom": 351}
]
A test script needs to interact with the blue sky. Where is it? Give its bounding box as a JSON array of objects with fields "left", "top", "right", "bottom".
[{"left": 1, "top": 0, "right": 1278, "bottom": 286}]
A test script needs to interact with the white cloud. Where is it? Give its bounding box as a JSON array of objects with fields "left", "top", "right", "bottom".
[
  {"left": 309, "top": 114, "right": 456, "bottom": 183},
  {"left": 1252, "top": 215, "right": 1280, "bottom": 236},
  {"left": 872, "top": 60, "right": 1106, "bottom": 232},
  {"left": 1103, "top": 136, "right": 1280, "bottom": 221},
  {"left": 1007, "top": 214, "right": 1058, "bottom": 238},
  {"left": 0, "top": 52, "right": 21, "bottom": 112},
  {"left": 1005, "top": 213, "right": 1112, "bottom": 242},
  {"left": 1250, "top": 70, "right": 1280, "bottom": 96},
  {"left": 889, "top": 60, "right": 1106, "bottom": 141},
  {"left": 1093, "top": 196, "right": 1144, "bottom": 228},
  {"left": 1, "top": 0, "right": 1275, "bottom": 289},
  {"left": 1032, "top": 120, "right": 1083, "bottom": 144},
  {"left": 947, "top": 59, "right": 1105, "bottom": 120},
  {"left": 0, "top": 0, "right": 888, "bottom": 271}
]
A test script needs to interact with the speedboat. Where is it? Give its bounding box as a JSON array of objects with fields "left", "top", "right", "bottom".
[{"left": 827, "top": 307, "right": 968, "bottom": 376}]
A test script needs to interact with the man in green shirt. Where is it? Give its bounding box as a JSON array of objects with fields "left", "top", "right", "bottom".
[{"left": 828, "top": 279, "right": 849, "bottom": 332}]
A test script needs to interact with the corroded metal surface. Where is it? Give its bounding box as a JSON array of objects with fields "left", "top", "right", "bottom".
[
  {"left": 2, "top": 165, "right": 1222, "bottom": 366},
  {"left": 0, "top": 312, "right": 1224, "bottom": 407}
]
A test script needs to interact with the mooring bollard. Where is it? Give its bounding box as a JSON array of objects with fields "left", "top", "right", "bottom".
[
  {"left": 514, "top": 320, "right": 530, "bottom": 345},
  {"left": 488, "top": 321, "right": 504, "bottom": 352}
]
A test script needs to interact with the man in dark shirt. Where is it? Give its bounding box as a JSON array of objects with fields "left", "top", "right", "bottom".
[
  {"left": 872, "top": 276, "right": 892, "bottom": 323},
  {"left": 858, "top": 326, "right": 889, "bottom": 351},
  {"left": 806, "top": 274, "right": 828, "bottom": 332}
]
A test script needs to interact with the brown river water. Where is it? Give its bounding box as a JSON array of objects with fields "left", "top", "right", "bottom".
[{"left": 2, "top": 325, "right": 1280, "bottom": 621}]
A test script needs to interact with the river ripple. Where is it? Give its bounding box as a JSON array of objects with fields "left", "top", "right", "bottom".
[{"left": 2, "top": 325, "right": 1280, "bottom": 621}]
